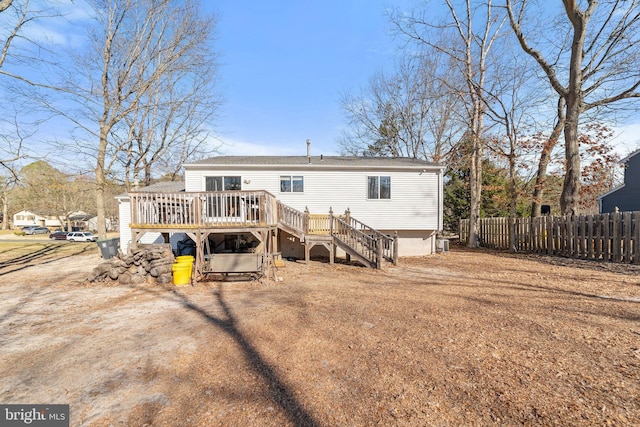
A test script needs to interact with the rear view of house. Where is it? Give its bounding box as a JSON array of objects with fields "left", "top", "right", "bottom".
[{"left": 117, "top": 155, "right": 444, "bottom": 277}]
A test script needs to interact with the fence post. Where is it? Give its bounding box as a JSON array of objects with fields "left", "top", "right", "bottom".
[
  {"left": 612, "top": 211, "right": 620, "bottom": 262},
  {"left": 634, "top": 212, "right": 640, "bottom": 264},
  {"left": 587, "top": 215, "right": 594, "bottom": 260},
  {"left": 624, "top": 211, "right": 632, "bottom": 263},
  {"left": 603, "top": 213, "right": 611, "bottom": 261}
]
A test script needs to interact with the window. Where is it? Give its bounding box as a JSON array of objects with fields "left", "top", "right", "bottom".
[
  {"left": 205, "top": 176, "right": 242, "bottom": 217},
  {"left": 368, "top": 176, "right": 391, "bottom": 199},
  {"left": 280, "top": 176, "right": 304, "bottom": 193},
  {"left": 205, "top": 176, "right": 241, "bottom": 191}
]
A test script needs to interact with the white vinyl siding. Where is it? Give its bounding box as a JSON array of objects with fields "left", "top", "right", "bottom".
[
  {"left": 185, "top": 167, "right": 441, "bottom": 230},
  {"left": 118, "top": 198, "right": 132, "bottom": 252}
]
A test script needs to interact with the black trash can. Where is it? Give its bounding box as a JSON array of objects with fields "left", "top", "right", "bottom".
[
  {"left": 97, "top": 238, "right": 120, "bottom": 260},
  {"left": 177, "top": 238, "right": 196, "bottom": 256}
]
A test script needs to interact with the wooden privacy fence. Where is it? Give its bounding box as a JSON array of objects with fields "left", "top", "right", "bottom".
[{"left": 459, "top": 212, "right": 640, "bottom": 264}]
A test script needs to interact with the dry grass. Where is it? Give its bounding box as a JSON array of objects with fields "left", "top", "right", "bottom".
[{"left": 0, "top": 243, "right": 639, "bottom": 426}]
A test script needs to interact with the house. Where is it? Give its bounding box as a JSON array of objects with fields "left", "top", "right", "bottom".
[
  {"left": 599, "top": 149, "right": 640, "bottom": 213},
  {"left": 117, "top": 155, "right": 444, "bottom": 277},
  {"left": 13, "top": 210, "right": 45, "bottom": 228},
  {"left": 12, "top": 210, "right": 63, "bottom": 229}
]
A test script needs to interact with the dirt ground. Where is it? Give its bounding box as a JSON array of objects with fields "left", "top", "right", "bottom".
[{"left": 1, "top": 242, "right": 639, "bottom": 426}]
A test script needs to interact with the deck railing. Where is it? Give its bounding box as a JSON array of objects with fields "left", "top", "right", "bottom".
[
  {"left": 130, "top": 191, "right": 277, "bottom": 228},
  {"left": 131, "top": 192, "right": 397, "bottom": 268},
  {"left": 276, "top": 201, "right": 306, "bottom": 235},
  {"left": 308, "top": 214, "right": 332, "bottom": 235}
]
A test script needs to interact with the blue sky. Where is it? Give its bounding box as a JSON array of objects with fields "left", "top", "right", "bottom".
[
  {"left": 3, "top": 0, "right": 639, "bottom": 165},
  {"left": 206, "top": 0, "right": 640, "bottom": 158},
  {"left": 208, "top": 0, "right": 403, "bottom": 157}
]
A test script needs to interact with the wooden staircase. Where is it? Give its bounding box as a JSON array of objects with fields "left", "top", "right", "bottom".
[{"left": 276, "top": 201, "right": 397, "bottom": 269}]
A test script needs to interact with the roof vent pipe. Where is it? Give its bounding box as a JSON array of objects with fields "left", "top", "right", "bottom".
[{"left": 306, "top": 139, "right": 311, "bottom": 163}]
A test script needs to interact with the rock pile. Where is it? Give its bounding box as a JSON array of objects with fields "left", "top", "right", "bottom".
[{"left": 89, "top": 244, "right": 176, "bottom": 285}]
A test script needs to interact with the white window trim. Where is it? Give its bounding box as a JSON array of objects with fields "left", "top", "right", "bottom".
[
  {"left": 367, "top": 175, "right": 391, "bottom": 200},
  {"left": 280, "top": 175, "right": 304, "bottom": 193}
]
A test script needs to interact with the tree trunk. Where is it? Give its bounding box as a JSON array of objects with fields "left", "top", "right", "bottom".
[
  {"left": 467, "top": 134, "right": 482, "bottom": 248},
  {"left": 560, "top": 107, "right": 581, "bottom": 215},
  {"left": 95, "top": 125, "right": 108, "bottom": 239},
  {"left": 509, "top": 154, "right": 517, "bottom": 253},
  {"left": 1, "top": 189, "right": 8, "bottom": 230},
  {"left": 143, "top": 162, "right": 152, "bottom": 187},
  {"left": 560, "top": 5, "right": 587, "bottom": 215},
  {"left": 531, "top": 98, "right": 565, "bottom": 217}
]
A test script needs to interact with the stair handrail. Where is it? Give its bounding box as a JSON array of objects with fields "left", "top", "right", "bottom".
[
  {"left": 276, "top": 201, "right": 398, "bottom": 267},
  {"left": 332, "top": 215, "right": 379, "bottom": 268},
  {"left": 276, "top": 201, "right": 306, "bottom": 236},
  {"left": 339, "top": 214, "right": 397, "bottom": 263}
]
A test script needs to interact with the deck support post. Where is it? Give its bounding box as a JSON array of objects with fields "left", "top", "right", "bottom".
[
  {"left": 304, "top": 236, "right": 334, "bottom": 265},
  {"left": 393, "top": 231, "right": 399, "bottom": 264},
  {"left": 303, "top": 207, "right": 310, "bottom": 236}
]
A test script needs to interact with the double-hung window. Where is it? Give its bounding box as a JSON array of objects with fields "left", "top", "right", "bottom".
[
  {"left": 368, "top": 176, "right": 391, "bottom": 199},
  {"left": 280, "top": 176, "right": 304, "bottom": 193}
]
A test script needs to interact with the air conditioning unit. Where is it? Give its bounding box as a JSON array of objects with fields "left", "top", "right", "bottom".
[{"left": 436, "top": 238, "right": 449, "bottom": 253}]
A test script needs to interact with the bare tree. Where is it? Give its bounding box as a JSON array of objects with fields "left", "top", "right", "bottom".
[
  {"left": 1, "top": 0, "right": 63, "bottom": 178},
  {"left": 0, "top": 105, "right": 44, "bottom": 229},
  {"left": 38, "top": 0, "right": 219, "bottom": 238},
  {"left": 340, "top": 52, "right": 463, "bottom": 162},
  {"left": 116, "top": 51, "right": 221, "bottom": 190},
  {"left": 529, "top": 96, "right": 566, "bottom": 217},
  {"left": 481, "top": 51, "right": 540, "bottom": 251},
  {"left": 0, "top": 0, "right": 65, "bottom": 87},
  {"left": 0, "top": 115, "right": 26, "bottom": 180},
  {"left": 391, "top": 0, "right": 506, "bottom": 247},
  {"left": 506, "top": 0, "right": 640, "bottom": 215}
]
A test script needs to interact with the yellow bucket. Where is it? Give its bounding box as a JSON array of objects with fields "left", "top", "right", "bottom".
[
  {"left": 175, "top": 255, "right": 195, "bottom": 264},
  {"left": 172, "top": 262, "right": 192, "bottom": 286}
]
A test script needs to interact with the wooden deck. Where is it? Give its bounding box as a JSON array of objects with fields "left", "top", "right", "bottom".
[
  {"left": 129, "top": 190, "right": 278, "bottom": 229},
  {"left": 128, "top": 190, "right": 398, "bottom": 277}
]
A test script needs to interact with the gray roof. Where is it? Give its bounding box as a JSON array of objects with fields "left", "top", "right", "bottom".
[
  {"left": 115, "top": 181, "right": 185, "bottom": 198},
  {"left": 185, "top": 156, "right": 442, "bottom": 168},
  {"left": 132, "top": 181, "right": 185, "bottom": 192}
]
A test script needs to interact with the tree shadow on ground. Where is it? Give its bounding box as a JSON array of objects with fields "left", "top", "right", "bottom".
[
  {"left": 132, "top": 283, "right": 321, "bottom": 427},
  {"left": 0, "top": 243, "right": 96, "bottom": 277}
]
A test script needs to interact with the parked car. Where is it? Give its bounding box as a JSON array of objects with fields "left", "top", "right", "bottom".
[
  {"left": 66, "top": 231, "right": 98, "bottom": 242},
  {"left": 49, "top": 231, "right": 69, "bottom": 240},
  {"left": 21, "top": 225, "right": 39, "bottom": 231},
  {"left": 24, "top": 227, "right": 50, "bottom": 235}
]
